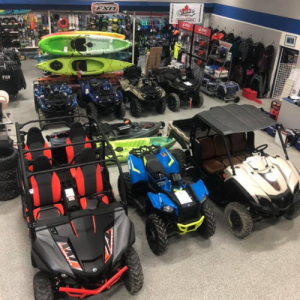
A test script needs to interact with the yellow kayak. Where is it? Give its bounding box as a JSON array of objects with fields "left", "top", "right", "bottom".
[{"left": 41, "top": 31, "right": 125, "bottom": 40}]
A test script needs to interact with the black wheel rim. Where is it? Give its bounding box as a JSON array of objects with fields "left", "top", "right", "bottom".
[
  {"left": 146, "top": 223, "right": 158, "bottom": 251},
  {"left": 168, "top": 97, "right": 176, "bottom": 110},
  {"left": 230, "top": 210, "right": 243, "bottom": 232}
]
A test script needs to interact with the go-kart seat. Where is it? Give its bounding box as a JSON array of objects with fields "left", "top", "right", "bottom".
[
  {"left": 74, "top": 148, "right": 109, "bottom": 210},
  {"left": 66, "top": 122, "right": 92, "bottom": 176},
  {"left": 24, "top": 127, "right": 52, "bottom": 171},
  {"left": 230, "top": 133, "right": 251, "bottom": 162},
  {"left": 199, "top": 137, "right": 225, "bottom": 174},
  {"left": 30, "top": 156, "right": 64, "bottom": 221},
  {"left": 213, "top": 135, "right": 240, "bottom": 167},
  {"left": 144, "top": 154, "right": 165, "bottom": 179}
]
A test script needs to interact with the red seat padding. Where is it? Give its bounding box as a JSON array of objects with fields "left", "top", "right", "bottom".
[
  {"left": 66, "top": 122, "right": 92, "bottom": 165},
  {"left": 24, "top": 127, "right": 52, "bottom": 171},
  {"left": 80, "top": 195, "right": 109, "bottom": 210},
  {"left": 33, "top": 204, "right": 64, "bottom": 221}
]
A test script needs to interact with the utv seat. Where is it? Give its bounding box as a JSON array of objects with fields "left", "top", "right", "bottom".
[
  {"left": 213, "top": 135, "right": 240, "bottom": 167},
  {"left": 30, "top": 156, "right": 64, "bottom": 221},
  {"left": 24, "top": 127, "right": 52, "bottom": 171},
  {"left": 66, "top": 122, "right": 92, "bottom": 176},
  {"left": 230, "top": 133, "right": 251, "bottom": 162},
  {"left": 74, "top": 148, "right": 109, "bottom": 210},
  {"left": 144, "top": 154, "right": 165, "bottom": 179},
  {"left": 198, "top": 137, "right": 225, "bottom": 174}
]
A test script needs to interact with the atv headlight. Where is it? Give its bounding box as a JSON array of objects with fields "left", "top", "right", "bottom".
[{"left": 162, "top": 206, "right": 174, "bottom": 213}]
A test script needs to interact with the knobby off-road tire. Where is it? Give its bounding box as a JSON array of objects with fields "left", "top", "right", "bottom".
[
  {"left": 284, "top": 201, "right": 300, "bottom": 220},
  {"left": 198, "top": 201, "right": 216, "bottom": 238},
  {"left": 170, "top": 149, "right": 186, "bottom": 173},
  {"left": 0, "top": 147, "right": 18, "bottom": 172},
  {"left": 0, "top": 168, "right": 16, "bottom": 181},
  {"left": 86, "top": 102, "right": 98, "bottom": 122},
  {"left": 146, "top": 213, "right": 168, "bottom": 255},
  {"left": 0, "top": 188, "right": 20, "bottom": 201},
  {"left": 115, "top": 102, "right": 127, "bottom": 119},
  {"left": 72, "top": 105, "right": 80, "bottom": 122},
  {"left": 167, "top": 93, "right": 180, "bottom": 112},
  {"left": 76, "top": 89, "right": 86, "bottom": 108},
  {"left": 192, "top": 92, "right": 204, "bottom": 108},
  {"left": 0, "top": 177, "right": 18, "bottom": 192},
  {"left": 38, "top": 108, "right": 47, "bottom": 130},
  {"left": 156, "top": 99, "right": 166, "bottom": 114},
  {"left": 33, "top": 271, "right": 54, "bottom": 300},
  {"left": 130, "top": 97, "right": 142, "bottom": 117},
  {"left": 224, "top": 202, "right": 253, "bottom": 239},
  {"left": 124, "top": 247, "right": 144, "bottom": 294},
  {"left": 118, "top": 172, "right": 133, "bottom": 205}
]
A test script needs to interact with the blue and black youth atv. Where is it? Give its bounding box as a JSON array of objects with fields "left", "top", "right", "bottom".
[
  {"left": 119, "top": 145, "right": 216, "bottom": 255},
  {"left": 78, "top": 79, "right": 126, "bottom": 120},
  {"left": 33, "top": 81, "right": 79, "bottom": 129}
]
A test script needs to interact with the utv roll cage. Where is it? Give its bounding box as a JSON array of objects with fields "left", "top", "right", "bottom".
[
  {"left": 189, "top": 104, "right": 289, "bottom": 175},
  {"left": 16, "top": 115, "right": 127, "bottom": 241}
]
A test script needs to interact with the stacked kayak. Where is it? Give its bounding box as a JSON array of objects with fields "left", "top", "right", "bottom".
[
  {"left": 36, "top": 57, "right": 132, "bottom": 76},
  {"left": 38, "top": 34, "right": 132, "bottom": 56},
  {"left": 106, "top": 137, "right": 176, "bottom": 164},
  {"left": 41, "top": 31, "right": 125, "bottom": 40}
]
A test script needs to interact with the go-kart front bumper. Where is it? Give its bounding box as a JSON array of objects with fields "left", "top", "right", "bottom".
[
  {"left": 59, "top": 266, "right": 128, "bottom": 299},
  {"left": 177, "top": 216, "right": 204, "bottom": 235}
]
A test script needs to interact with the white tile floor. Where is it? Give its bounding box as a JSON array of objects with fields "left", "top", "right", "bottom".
[{"left": 0, "top": 60, "right": 299, "bottom": 300}]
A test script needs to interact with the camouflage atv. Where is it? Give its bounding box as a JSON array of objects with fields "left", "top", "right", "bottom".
[{"left": 118, "top": 66, "right": 166, "bottom": 117}]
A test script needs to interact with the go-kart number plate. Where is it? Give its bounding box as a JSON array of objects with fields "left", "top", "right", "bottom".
[
  {"left": 184, "top": 82, "right": 192, "bottom": 86},
  {"left": 175, "top": 190, "right": 193, "bottom": 205}
]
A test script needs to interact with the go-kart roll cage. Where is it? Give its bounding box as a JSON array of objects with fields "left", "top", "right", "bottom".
[
  {"left": 15, "top": 115, "right": 128, "bottom": 241},
  {"left": 189, "top": 105, "right": 289, "bottom": 176}
]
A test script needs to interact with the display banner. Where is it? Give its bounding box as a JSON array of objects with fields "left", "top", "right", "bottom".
[
  {"left": 91, "top": 2, "right": 119, "bottom": 14},
  {"left": 194, "top": 25, "right": 211, "bottom": 37},
  {"left": 170, "top": 3, "right": 204, "bottom": 24}
]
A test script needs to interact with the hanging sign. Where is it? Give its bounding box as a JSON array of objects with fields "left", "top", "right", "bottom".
[
  {"left": 170, "top": 3, "right": 204, "bottom": 24},
  {"left": 91, "top": 2, "right": 119, "bottom": 14}
]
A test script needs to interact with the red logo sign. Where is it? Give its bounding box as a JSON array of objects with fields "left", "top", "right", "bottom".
[
  {"left": 176, "top": 5, "right": 196, "bottom": 18},
  {"left": 194, "top": 25, "right": 211, "bottom": 37},
  {"left": 91, "top": 2, "right": 119, "bottom": 14}
]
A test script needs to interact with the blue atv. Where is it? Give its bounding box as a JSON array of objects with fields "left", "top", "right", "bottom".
[
  {"left": 119, "top": 146, "right": 216, "bottom": 255},
  {"left": 33, "top": 81, "right": 79, "bottom": 129},
  {"left": 77, "top": 79, "right": 126, "bottom": 120}
]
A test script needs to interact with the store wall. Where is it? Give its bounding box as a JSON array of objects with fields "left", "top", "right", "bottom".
[
  {"left": 211, "top": 1, "right": 300, "bottom": 35},
  {"left": 213, "top": 0, "right": 300, "bottom": 20}
]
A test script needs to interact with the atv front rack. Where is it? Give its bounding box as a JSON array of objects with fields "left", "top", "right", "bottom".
[
  {"left": 130, "top": 145, "right": 161, "bottom": 157},
  {"left": 59, "top": 266, "right": 128, "bottom": 299}
]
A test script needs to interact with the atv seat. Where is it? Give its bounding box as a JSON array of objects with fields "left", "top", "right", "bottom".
[
  {"left": 163, "top": 72, "right": 178, "bottom": 82},
  {"left": 74, "top": 148, "right": 109, "bottom": 210},
  {"left": 213, "top": 135, "right": 240, "bottom": 167},
  {"left": 66, "top": 122, "right": 92, "bottom": 176},
  {"left": 30, "top": 156, "right": 64, "bottom": 221},
  {"left": 24, "top": 127, "right": 52, "bottom": 171},
  {"left": 229, "top": 133, "right": 251, "bottom": 162},
  {"left": 144, "top": 154, "right": 165, "bottom": 179}
]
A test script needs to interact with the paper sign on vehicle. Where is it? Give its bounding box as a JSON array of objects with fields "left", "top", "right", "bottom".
[
  {"left": 63, "top": 46, "right": 68, "bottom": 52},
  {"left": 184, "top": 82, "right": 192, "bottom": 86},
  {"left": 175, "top": 190, "right": 193, "bottom": 205},
  {"left": 65, "top": 188, "right": 75, "bottom": 201}
]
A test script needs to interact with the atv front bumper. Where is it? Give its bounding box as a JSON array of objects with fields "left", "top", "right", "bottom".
[
  {"left": 59, "top": 266, "right": 128, "bottom": 299},
  {"left": 177, "top": 216, "right": 204, "bottom": 235},
  {"left": 252, "top": 191, "right": 300, "bottom": 216}
]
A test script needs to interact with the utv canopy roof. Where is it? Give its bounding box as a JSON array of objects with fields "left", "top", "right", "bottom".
[{"left": 194, "top": 104, "right": 276, "bottom": 135}]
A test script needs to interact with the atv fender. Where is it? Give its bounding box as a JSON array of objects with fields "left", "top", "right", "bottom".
[
  {"left": 147, "top": 192, "right": 178, "bottom": 216},
  {"left": 190, "top": 179, "right": 209, "bottom": 202},
  {"left": 156, "top": 148, "right": 180, "bottom": 175},
  {"left": 128, "top": 154, "right": 147, "bottom": 184}
]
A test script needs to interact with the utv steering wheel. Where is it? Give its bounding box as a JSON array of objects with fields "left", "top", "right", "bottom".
[{"left": 253, "top": 144, "right": 268, "bottom": 154}]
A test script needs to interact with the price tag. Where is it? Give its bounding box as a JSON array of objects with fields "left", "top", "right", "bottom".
[
  {"left": 64, "top": 46, "right": 68, "bottom": 52},
  {"left": 175, "top": 190, "right": 192, "bottom": 205},
  {"left": 65, "top": 188, "right": 75, "bottom": 201},
  {"left": 184, "top": 82, "right": 192, "bottom": 86}
]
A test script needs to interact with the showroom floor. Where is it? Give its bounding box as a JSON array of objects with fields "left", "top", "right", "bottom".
[{"left": 0, "top": 60, "right": 300, "bottom": 300}]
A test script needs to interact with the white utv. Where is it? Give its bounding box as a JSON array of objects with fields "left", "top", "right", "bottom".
[{"left": 168, "top": 104, "right": 300, "bottom": 238}]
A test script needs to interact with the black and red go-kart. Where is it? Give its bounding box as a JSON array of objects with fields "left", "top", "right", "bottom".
[{"left": 16, "top": 115, "right": 144, "bottom": 300}]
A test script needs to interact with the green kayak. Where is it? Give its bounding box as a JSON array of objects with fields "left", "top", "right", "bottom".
[
  {"left": 104, "top": 137, "right": 176, "bottom": 164},
  {"left": 38, "top": 34, "right": 132, "bottom": 56},
  {"left": 36, "top": 58, "right": 133, "bottom": 76}
]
